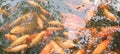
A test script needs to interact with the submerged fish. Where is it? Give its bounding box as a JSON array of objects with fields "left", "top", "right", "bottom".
[
  {"left": 10, "top": 22, "right": 37, "bottom": 34},
  {"left": 5, "top": 33, "right": 18, "bottom": 41},
  {"left": 5, "top": 44, "right": 28, "bottom": 52},
  {"left": 29, "top": 31, "right": 46, "bottom": 47},
  {"left": 0, "top": 8, "right": 9, "bottom": 15},
  {"left": 8, "top": 35, "right": 29, "bottom": 48},
  {"left": 34, "top": 13, "right": 44, "bottom": 29},
  {"left": 40, "top": 40, "right": 66, "bottom": 54},
  {"left": 103, "top": 8, "right": 117, "bottom": 22},
  {"left": 9, "top": 13, "right": 34, "bottom": 27},
  {"left": 39, "top": 14, "right": 48, "bottom": 22},
  {"left": 98, "top": 4, "right": 117, "bottom": 22},
  {"left": 28, "top": 1, "right": 51, "bottom": 15},
  {"left": 92, "top": 40, "right": 110, "bottom": 54},
  {"left": 48, "top": 21, "right": 64, "bottom": 27},
  {"left": 75, "top": 49, "right": 85, "bottom": 54}
]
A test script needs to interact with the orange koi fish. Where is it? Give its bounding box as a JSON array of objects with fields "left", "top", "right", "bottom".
[
  {"left": 5, "top": 33, "right": 18, "bottom": 41},
  {"left": 103, "top": 8, "right": 117, "bottom": 22},
  {"left": 40, "top": 40, "right": 66, "bottom": 54},
  {"left": 92, "top": 40, "right": 110, "bottom": 54},
  {"left": 0, "top": 8, "right": 9, "bottom": 15},
  {"left": 76, "top": 49, "right": 85, "bottom": 54}
]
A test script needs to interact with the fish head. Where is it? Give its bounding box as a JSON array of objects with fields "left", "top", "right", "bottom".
[{"left": 10, "top": 26, "right": 23, "bottom": 34}]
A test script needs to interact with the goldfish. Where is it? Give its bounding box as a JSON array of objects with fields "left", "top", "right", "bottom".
[
  {"left": 28, "top": 31, "right": 46, "bottom": 47},
  {"left": 9, "top": 13, "right": 33, "bottom": 27},
  {"left": 39, "top": 14, "right": 48, "bottom": 22},
  {"left": 103, "top": 8, "right": 117, "bottom": 22},
  {"left": 8, "top": 35, "right": 29, "bottom": 48},
  {"left": 5, "top": 33, "right": 18, "bottom": 41},
  {"left": 10, "top": 22, "right": 37, "bottom": 34},
  {"left": 47, "top": 27, "right": 63, "bottom": 31},
  {"left": 28, "top": 1, "right": 51, "bottom": 15},
  {"left": 48, "top": 21, "right": 64, "bottom": 27},
  {"left": 98, "top": 4, "right": 117, "bottom": 22},
  {"left": 5, "top": 44, "right": 28, "bottom": 52},
  {"left": 40, "top": 40, "right": 66, "bottom": 54},
  {"left": 97, "top": 26, "right": 119, "bottom": 37},
  {"left": 92, "top": 40, "right": 110, "bottom": 54},
  {"left": 75, "top": 49, "right": 85, "bottom": 54},
  {"left": 26, "top": 33, "right": 38, "bottom": 43},
  {"left": 27, "top": 1, "right": 42, "bottom": 8},
  {"left": 34, "top": 13, "right": 44, "bottom": 29},
  {"left": 0, "top": 8, "right": 9, "bottom": 15},
  {"left": 55, "top": 37, "right": 75, "bottom": 49}
]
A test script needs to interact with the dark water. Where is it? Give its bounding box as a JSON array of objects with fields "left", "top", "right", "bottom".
[{"left": 0, "top": 0, "right": 120, "bottom": 54}]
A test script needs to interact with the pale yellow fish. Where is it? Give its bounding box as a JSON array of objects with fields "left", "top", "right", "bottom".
[
  {"left": 48, "top": 21, "right": 64, "bottom": 26},
  {"left": 10, "top": 22, "right": 37, "bottom": 34},
  {"left": 0, "top": 8, "right": 9, "bottom": 15},
  {"left": 27, "top": 1, "right": 42, "bottom": 8},
  {"left": 34, "top": 13, "right": 44, "bottom": 29},
  {"left": 103, "top": 8, "right": 117, "bottom": 22},
  {"left": 40, "top": 8, "right": 51, "bottom": 15},
  {"left": 39, "top": 14, "right": 48, "bottom": 22},
  {"left": 29, "top": 31, "right": 46, "bottom": 47},
  {"left": 47, "top": 27, "right": 63, "bottom": 31},
  {"left": 28, "top": 1, "right": 51, "bottom": 15},
  {"left": 5, "top": 44, "right": 28, "bottom": 52},
  {"left": 8, "top": 35, "right": 29, "bottom": 48},
  {"left": 9, "top": 13, "right": 33, "bottom": 27},
  {"left": 5, "top": 33, "right": 18, "bottom": 41},
  {"left": 55, "top": 37, "right": 74, "bottom": 49}
]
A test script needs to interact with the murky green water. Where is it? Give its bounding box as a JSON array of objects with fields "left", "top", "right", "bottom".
[{"left": 0, "top": 0, "right": 120, "bottom": 54}]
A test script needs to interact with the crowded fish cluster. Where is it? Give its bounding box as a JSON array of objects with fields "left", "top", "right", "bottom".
[{"left": 0, "top": 0, "right": 120, "bottom": 54}]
